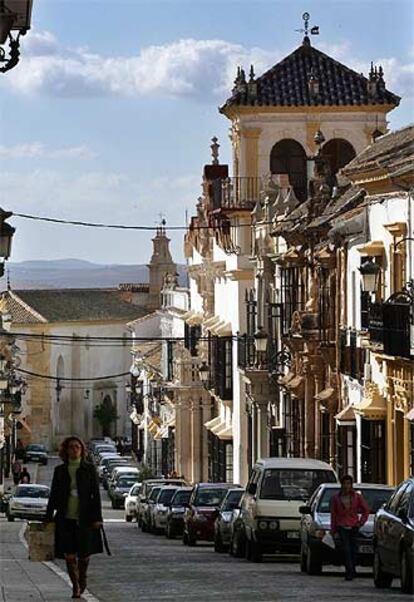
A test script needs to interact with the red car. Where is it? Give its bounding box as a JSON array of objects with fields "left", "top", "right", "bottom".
[{"left": 183, "top": 483, "right": 239, "bottom": 546}]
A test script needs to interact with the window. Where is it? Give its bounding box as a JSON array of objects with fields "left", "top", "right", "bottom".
[
  {"left": 361, "top": 419, "right": 386, "bottom": 483},
  {"left": 222, "top": 490, "right": 243, "bottom": 511},
  {"left": 258, "top": 469, "right": 336, "bottom": 501},
  {"left": 321, "top": 138, "right": 356, "bottom": 177},
  {"left": 270, "top": 139, "right": 307, "bottom": 201}
]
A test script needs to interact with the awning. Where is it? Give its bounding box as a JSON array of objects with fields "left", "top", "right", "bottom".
[
  {"left": 203, "top": 315, "right": 222, "bottom": 332},
  {"left": 215, "top": 424, "right": 233, "bottom": 441},
  {"left": 211, "top": 320, "right": 232, "bottom": 336},
  {"left": 315, "top": 387, "right": 337, "bottom": 412},
  {"left": 16, "top": 416, "right": 31, "bottom": 433},
  {"left": 335, "top": 404, "right": 356, "bottom": 424},
  {"left": 279, "top": 372, "right": 294, "bottom": 386},
  {"left": 183, "top": 310, "right": 204, "bottom": 326},
  {"left": 353, "top": 392, "right": 387, "bottom": 420},
  {"left": 129, "top": 409, "right": 140, "bottom": 426},
  {"left": 405, "top": 408, "right": 414, "bottom": 422},
  {"left": 204, "top": 415, "right": 222, "bottom": 432},
  {"left": 148, "top": 418, "right": 161, "bottom": 437},
  {"left": 286, "top": 375, "right": 304, "bottom": 396}
]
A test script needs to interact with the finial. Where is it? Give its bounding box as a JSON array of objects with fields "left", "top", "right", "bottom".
[
  {"left": 211, "top": 136, "right": 220, "bottom": 165},
  {"left": 240, "top": 68, "right": 246, "bottom": 83},
  {"left": 249, "top": 65, "right": 255, "bottom": 82}
]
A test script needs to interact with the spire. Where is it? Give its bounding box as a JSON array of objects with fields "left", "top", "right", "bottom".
[{"left": 148, "top": 221, "right": 176, "bottom": 311}]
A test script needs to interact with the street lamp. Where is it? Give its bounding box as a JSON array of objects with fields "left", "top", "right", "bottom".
[
  {"left": 359, "top": 258, "right": 381, "bottom": 294},
  {"left": 198, "top": 361, "right": 210, "bottom": 388},
  {"left": 254, "top": 326, "right": 268, "bottom": 354},
  {"left": 0, "top": 0, "right": 33, "bottom": 73},
  {"left": 0, "top": 209, "right": 15, "bottom": 277}
]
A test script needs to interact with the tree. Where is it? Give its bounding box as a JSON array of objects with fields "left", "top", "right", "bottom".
[{"left": 93, "top": 400, "right": 119, "bottom": 437}]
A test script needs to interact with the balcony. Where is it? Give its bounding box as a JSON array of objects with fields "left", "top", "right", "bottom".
[
  {"left": 367, "top": 293, "right": 412, "bottom": 359},
  {"left": 210, "top": 177, "right": 261, "bottom": 211},
  {"left": 237, "top": 334, "right": 290, "bottom": 375}
]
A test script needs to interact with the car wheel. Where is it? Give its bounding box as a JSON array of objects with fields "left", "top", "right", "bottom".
[
  {"left": 373, "top": 549, "right": 393, "bottom": 589},
  {"left": 187, "top": 530, "right": 196, "bottom": 546},
  {"left": 231, "top": 531, "right": 245, "bottom": 558},
  {"left": 7, "top": 513, "right": 14, "bottom": 522},
  {"left": 166, "top": 524, "right": 175, "bottom": 539},
  {"left": 300, "top": 544, "right": 307, "bottom": 573},
  {"left": 182, "top": 531, "right": 188, "bottom": 546},
  {"left": 125, "top": 514, "right": 132, "bottom": 523},
  {"left": 214, "top": 532, "right": 226, "bottom": 553},
  {"left": 400, "top": 548, "right": 414, "bottom": 594},
  {"left": 306, "top": 544, "right": 322, "bottom": 575}
]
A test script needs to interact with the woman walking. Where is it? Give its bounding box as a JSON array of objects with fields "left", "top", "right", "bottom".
[
  {"left": 46, "top": 436, "right": 103, "bottom": 598},
  {"left": 331, "top": 475, "right": 369, "bottom": 581}
]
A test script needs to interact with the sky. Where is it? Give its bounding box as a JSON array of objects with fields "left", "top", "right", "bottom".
[{"left": 0, "top": 0, "right": 413, "bottom": 265}]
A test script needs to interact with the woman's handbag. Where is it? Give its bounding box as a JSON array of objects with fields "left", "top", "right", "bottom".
[{"left": 27, "top": 521, "right": 55, "bottom": 561}]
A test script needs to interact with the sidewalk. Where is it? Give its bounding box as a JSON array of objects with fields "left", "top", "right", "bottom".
[{"left": 0, "top": 465, "right": 100, "bottom": 602}]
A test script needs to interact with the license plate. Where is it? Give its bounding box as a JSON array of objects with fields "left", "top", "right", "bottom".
[
  {"left": 286, "top": 531, "right": 299, "bottom": 539},
  {"left": 359, "top": 544, "right": 373, "bottom": 554}
]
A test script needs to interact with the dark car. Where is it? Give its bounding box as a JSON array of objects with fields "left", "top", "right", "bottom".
[
  {"left": 374, "top": 477, "right": 414, "bottom": 594},
  {"left": 108, "top": 474, "right": 141, "bottom": 509},
  {"left": 24, "top": 444, "right": 48, "bottom": 465},
  {"left": 214, "top": 488, "right": 244, "bottom": 553},
  {"left": 166, "top": 487, "right": 192, "bottom": 539},
  {"left": 183, "top": 483, "right": 240, "bottom": 546},
  {"left": 299, "top": 483, "right": 394, "bottom": 575}
]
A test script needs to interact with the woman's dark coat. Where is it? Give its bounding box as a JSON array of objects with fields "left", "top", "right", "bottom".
[{"left": 46, "top": 460, "right": 103, "bottom": 558}]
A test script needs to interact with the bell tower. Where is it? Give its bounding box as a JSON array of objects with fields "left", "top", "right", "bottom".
[{"left": 147, "top": 220, "right": 176, "bottom": 311}]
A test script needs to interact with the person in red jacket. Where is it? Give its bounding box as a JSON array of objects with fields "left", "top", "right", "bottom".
[{"left": 330, "top": 475, "right": 369, "bottom": 580}]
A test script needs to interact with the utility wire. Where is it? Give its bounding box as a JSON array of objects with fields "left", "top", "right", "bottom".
[{"left": 17, "top": 367, "right": 130, "bottom": 382}]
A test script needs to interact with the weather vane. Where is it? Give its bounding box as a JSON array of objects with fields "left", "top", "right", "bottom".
[{"left": 296, "top": 12, "right": 320, "bottom": 41}]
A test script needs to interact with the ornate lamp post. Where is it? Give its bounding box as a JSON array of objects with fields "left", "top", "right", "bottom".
[
  {"left": 0, "top": 0, "right": 33, "bottom": 73},
  {"left": 198, "top": 361, "right": 210, "bottom": 389},
  {"left": 359, "top": 257, "right": 381, "bottom": 294}
]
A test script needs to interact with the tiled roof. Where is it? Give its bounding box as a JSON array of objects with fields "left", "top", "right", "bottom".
[
  {"left": 221, "top": 41, "right": 400, "bottom": 111},
  {"left": 4, "top": 289, "right": 148, "bottom": 323},
  {"left": 343, "top": 124, "right": 414, "bottom": 176},
  {"left": 133, "top": 342, "right": 162, "bottom": 375}
]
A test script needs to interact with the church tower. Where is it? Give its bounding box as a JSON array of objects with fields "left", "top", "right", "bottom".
[{"left": 147, "top": 221, "right": 176, "bottom": 311}]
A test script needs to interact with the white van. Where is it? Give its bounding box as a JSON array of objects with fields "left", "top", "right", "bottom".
[{"left": 241, "top": 457, "right": 338, "bottom": 561}]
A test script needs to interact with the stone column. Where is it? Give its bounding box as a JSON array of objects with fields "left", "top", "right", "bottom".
[
  {"left": 256, "top": 401, "right": 269, "bottom": 459},
  {"left": 303, "top": 358, "right": 315, "bottom": 458}
]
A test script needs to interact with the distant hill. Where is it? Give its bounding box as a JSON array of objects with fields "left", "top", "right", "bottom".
[{"left": 2, "top": 260, "right": 188, "bottom": 290}]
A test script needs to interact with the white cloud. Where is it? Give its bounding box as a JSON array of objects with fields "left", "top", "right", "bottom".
[
  {"left": 0, "top": 143, "right": 96, "bottom": 159},
  {"left": 5, "top": 32, "right": 275, "bottom": 99}
]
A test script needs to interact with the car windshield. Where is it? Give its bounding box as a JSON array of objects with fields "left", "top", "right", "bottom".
[
  {"left": 130, "top": 485, "right": 141, "bottom": 496},
  {"left": 149, "top": 487, "right": 161, "bottom": 501},
  {"left": 195, "top": 488, "right": 228, "bottom": 506},
  {"left": 15, "top": 487, "right": 49, "bottom": 499},
  {"left": 118, "top": 477, "right": 139, "bottom": 488},
  {"left": 223, "top": 490, "right": 243, "bottom": 511},
  {"left": 158, "top": 489, "right": 177, "bottom": 504},
  {"left": 27, "top": 445, "right": 45, "bottom": 452},
  {"left": 172, "top": 490, "right": 191, "bottom": 505},
  {"left": 318, "top": 487, "right": 393, "bottom": 513},
  {"left": 260, "top": 469, "right": 336, "bottom": 501}
]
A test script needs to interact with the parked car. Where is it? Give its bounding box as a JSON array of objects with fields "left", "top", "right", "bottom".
[
  {"left": 7, "top": 484, "right": 50, "bottom": 521},
  {"left": 108, "top": 467, "right": 140, "bottom": 501},
  {"left": 109, "top": 474, "right": 141, "bottom": 509},
  {"left": 124, "top": 482, "right": 143, "bottom": 522},
  {"left": 102, "top": 457, "right": 130, "bottom": 489},
  {"left": 92, "top": 444, "right": 117, "bottom": 463},
  {"left": 166, "top": 487, "right": 192, "bottom": 539},
  {"left": 97, "top": 453, "right": 120, "bottom": 479},
  {"left": 136, "top": 479, "right": 187, "bottom": 528},
  {"left": 241, "top": 458, "right": 338, "bottom": 561},
  {"left": 183, "top": 483, "right": 239, "bottom": 546},
  {"left": 24, "top": 444, "right": 48, "bottom": 465},
  {"left": 214, "top": 488, "right": 244, "bottom": 553},
  {"left": 374, "top": 477, "right": 414, "bottom": 594},
  {"left": 229, "top": 503, "right": 247, "bottom": 558},
  {"left": 299, "top": 483, "right": 394, "bottom": 574},
  {"left": 141, "top": 486, "right": 162, "bottom": 532},
  {"left": 151, "top": 486, "right": 179, "bottom": 533}
]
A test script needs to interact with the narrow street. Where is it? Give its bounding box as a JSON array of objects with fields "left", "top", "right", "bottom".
[{"left": 31, "top": 459, "right": 404, "bottom": 602}]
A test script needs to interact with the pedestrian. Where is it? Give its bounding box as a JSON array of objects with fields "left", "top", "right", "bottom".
[
  {"left": 15, "top": 439, "right": 25, "bottom": 460},
  {"left": 45, "top": 436, "right": 104, "bottom": 599},
  {"left": 19, "top": 466, "right": 31, "bottom": 484},
  {"left": 330, "top": 474, "right": 369, "bottom": 581},
  {"left": 11, "top": 459, "right": 22, "bottom": 486}
]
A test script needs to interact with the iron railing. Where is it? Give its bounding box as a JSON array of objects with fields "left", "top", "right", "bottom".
[{"left": 211, "top": 177, "right": 261, "bottom": 210}]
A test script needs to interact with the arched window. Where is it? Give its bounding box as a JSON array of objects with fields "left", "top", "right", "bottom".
[
  {"left": 270, "top": 139, "right": 307, "bottom": 202},
  {"left": 321, "top": 138, "right": 356, "bottom": 176}
]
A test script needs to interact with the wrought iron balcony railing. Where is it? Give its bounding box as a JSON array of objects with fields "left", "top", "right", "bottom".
[
  {"left": 211, "top": 177, "right": 261, "bottom": 211},
  {"left": 237, "top": 334, "right": 291, "bottom": 375}
]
